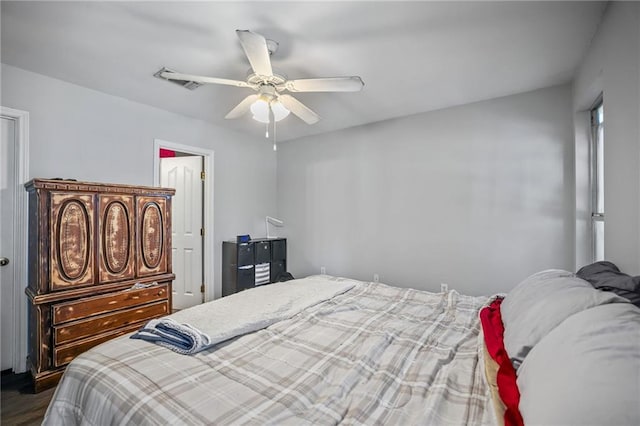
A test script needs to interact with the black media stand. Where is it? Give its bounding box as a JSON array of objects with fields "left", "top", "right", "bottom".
[{"left": 222, "top": 238, "right": 287, "bottom": 296}]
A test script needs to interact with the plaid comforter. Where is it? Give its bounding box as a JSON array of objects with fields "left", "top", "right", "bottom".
[{"left": 44, "top": 280, "right": 496, "bottom": 425}]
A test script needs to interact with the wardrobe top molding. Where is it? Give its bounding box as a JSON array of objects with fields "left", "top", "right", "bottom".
[{"left": 25, "top": 179, "right": 175, "bottom": 196}]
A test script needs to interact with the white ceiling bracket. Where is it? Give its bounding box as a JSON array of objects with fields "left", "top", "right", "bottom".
[{"left": 265, "top": 39, "right": 279, "bottom": 56}]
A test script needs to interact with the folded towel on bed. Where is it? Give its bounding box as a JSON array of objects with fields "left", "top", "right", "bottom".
[
  {"left": 130, "top": 276, "right": 358, "bottom": 356},
  {"left": 130, "top": 318, "right": 212, "bottom": 355}
]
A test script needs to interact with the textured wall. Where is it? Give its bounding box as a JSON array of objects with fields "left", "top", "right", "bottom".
[{"left": 277, "top": 85, "right": 574, "bottom": 295}]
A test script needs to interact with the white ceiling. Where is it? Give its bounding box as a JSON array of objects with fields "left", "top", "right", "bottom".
[{"left": 1, "top": 1, "right": 606, "bottom": 142}]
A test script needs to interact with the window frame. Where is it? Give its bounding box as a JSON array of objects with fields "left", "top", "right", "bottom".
[{"left": 589, "top": 96, "right": 604, "bottom": 262}]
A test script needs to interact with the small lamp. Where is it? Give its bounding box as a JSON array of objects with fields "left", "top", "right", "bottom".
[{"left": 265, "top": 216, "right": 284, "bottom": 238}]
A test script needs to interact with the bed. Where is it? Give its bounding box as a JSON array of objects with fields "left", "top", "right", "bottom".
[{"left": 43, "top": 271, "right": 640, "bottom": 425}]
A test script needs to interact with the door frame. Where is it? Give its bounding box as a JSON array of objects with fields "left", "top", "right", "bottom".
[
  {"left": 153, "top": 139, "right": 214, "bottom": 302},
  {"left": 1, "top": 106, "right": 30, "bottom": 373}
]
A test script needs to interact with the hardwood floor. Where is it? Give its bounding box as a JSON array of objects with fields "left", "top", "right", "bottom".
[{"left": 1, "top": 371, "right": 55, "bottom": 425}]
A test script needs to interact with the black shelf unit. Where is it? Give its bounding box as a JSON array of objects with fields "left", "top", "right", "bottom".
[{"left": 222, "top": 238, "right": 287, "bottom": 297}]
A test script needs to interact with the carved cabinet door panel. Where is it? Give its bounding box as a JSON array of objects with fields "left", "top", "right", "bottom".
[
  {"left": 49, "top": 193, "right": 95, "bottom": 291},
  {"left": 136, "top": 196, "right": 170, "bottom": 277},
  {"left": 98, "top": 195, "right": 135, "bottom": 283}
]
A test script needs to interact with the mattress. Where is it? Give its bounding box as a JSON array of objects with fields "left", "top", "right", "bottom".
[{"left": 44, "top": 276, "right": 496, "bottom": 425}]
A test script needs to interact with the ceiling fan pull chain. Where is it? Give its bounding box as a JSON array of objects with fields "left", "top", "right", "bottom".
[
  {"left": 265, "top": 122, "right": 269, "bottom": 138},
  {"left": 273, "top": 120, "right": 277, "bottom": 151},
  {"left": 267, "top": 102, "right": 275, "bottom": 140}
]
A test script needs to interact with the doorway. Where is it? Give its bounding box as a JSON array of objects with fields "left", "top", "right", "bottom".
[
  {"left": 0, "top": 107, "right": 29, "bottom": 374},
  {"left": 161, "top": 152, "right": 204, "bottom": 309},
  {"left": 1, "top": 116, "right": 16, "bottom": 371},
  {"left": 153, "top": 139, "right": 214, "bottom": 308}
]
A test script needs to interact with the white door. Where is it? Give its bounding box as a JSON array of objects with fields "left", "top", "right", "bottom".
[
  {"left": 1, "top": 117, "right": 16, "bottom": 371},
  {"left": 161, "top": 156, "right": 204, "bottom": 310}
]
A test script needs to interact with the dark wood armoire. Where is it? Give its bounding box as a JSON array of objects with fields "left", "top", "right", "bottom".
[{"left": 25, "top": 179, "right": 175, "bottom": 392}]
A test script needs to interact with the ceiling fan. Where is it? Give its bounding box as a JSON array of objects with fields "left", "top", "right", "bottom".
[{"left": 157, "top": 30, "right": 364, "bottom": 126}]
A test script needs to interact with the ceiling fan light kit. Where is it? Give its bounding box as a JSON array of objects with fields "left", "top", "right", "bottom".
[
  {"left": 156, "top": 29, "right": 364, "bottom": 140},
  {"left": 251, "top": 99, "right": 290, "bottom": 123},
  {"left": 249, "top": 85, "right": 290, "bottom": 124}
]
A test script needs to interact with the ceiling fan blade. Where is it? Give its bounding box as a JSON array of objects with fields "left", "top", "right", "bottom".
[
  {"left": 225, "top": 94, "right": 259, "bottom": 119},
  {"left": 160, "top": 71, "right": 252, "bottom": 88},
  {"left": 284, "top": 76, "right": 364, "bottom": 93},
  {"left": 236, "top": 30, "right": 273, "bottom": 77},
  {"left": 278, "top": 95, "right": 320, "bottom": 125}
]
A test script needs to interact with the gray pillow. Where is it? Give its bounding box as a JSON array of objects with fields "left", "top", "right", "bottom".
[
  {"left": 517, "top": 303, "right": 640, "bottom": 426},
  {"left": 501, "top": 269, "right": 625, "bottom": 370}
]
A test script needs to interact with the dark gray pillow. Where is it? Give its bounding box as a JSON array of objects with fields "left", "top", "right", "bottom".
[{"left": 576, "top": 261, "right": 640, "bottom": 307}]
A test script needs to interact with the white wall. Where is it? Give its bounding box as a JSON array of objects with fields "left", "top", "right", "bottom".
[
  {"left": 573, "top": 2, "right": 640, "bottom": 274},
  {"left": 1, "top": 64, "right": 278, "bottom": 298},
  {"left": 278, "top": 85, "right": 574, "bottom": 296}
]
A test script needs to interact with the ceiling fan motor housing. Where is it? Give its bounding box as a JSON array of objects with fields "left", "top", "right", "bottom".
[{"left": 247, "top": 70, "right": 287, "bottom": 88}]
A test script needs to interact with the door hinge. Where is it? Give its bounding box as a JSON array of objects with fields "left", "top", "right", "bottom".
[
  {"left": 200, "top": 228, "right": 205, "bottom": 236},
  {"left": 201, "top": 171, "right": 205, "bottom": 180},
  {"left": 200, "top": 283, "right": 205, "bottom": 293}
]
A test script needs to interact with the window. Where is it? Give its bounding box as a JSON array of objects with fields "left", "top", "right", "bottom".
[{"left": 590, "top": 99, "right": 604, "bottom": 261}]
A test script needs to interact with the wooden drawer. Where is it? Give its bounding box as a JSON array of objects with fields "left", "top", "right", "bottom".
[
  {"left": 54, "top": 300, "right": 168, "bottom": 345},
  {"left": 52, "top": 283, "right": 169, "bottom": 325},
  {"left": 53, "top": 321, "right": 147, "bottom": 367}
]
